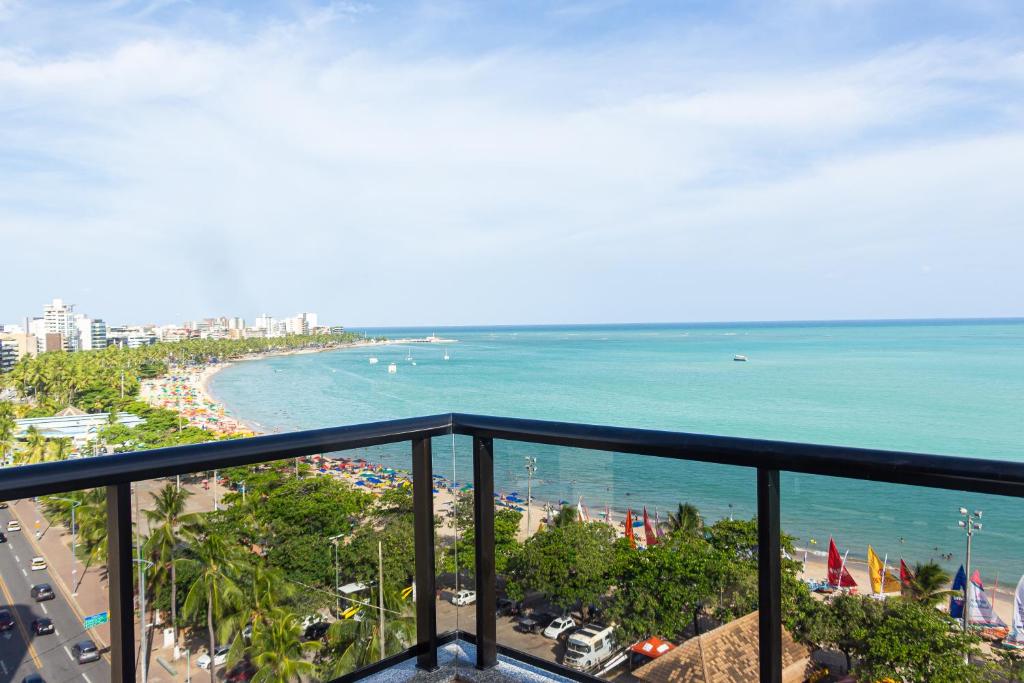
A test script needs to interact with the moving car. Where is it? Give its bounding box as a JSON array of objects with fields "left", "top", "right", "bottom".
[
  {"left": 450, "top": 589, "right": 476, "bottom": 606},
  {"left": 72, "top": 640, "right": 101, "bottom": 664},
  {"left": 197, "top": 644, "right": 231, "bottom": 670},
  {"left": 31, "top": 617, "right": 55, "bottom": 635},
  {"left": 22, "top": 675, "right": 44, "bottom": 683},
  {"left": 31, "top": 584, "right": 55, "bottom": 601},
  {"left": 544, "top": 615, "right": 577, "bottom": 640},
  {"left": 0, "top": 609, "right": 14, "bottom": 631},
  {"left": 0, "top": 531, "right": 6, "bottom": 543},
  {"left": 7, "top": 520, "right": 21, "bottom": 532},
  {"left": 30, "top": 557, "right": 47, "bottom": 571}
]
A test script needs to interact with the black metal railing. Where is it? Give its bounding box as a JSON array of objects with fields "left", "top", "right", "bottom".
[{"left": 1, "top": 413, "right": 1022, "bottom": 683}]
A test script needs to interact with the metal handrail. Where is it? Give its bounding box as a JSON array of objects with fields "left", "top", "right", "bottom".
[{"left": 0, "top": 412, "right": 1019, "bottom": 683}]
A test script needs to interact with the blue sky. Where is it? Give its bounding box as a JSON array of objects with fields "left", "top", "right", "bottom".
[{"left": 1, "top": 1, "right": 1022, "bottom": 326}]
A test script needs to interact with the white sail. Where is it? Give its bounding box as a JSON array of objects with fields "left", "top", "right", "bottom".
[
  {"left": 968, "top": 579, "right": 1006, "bottom": 628},
  {"left": 1011, "top": 575, "right": 1024, "bottom": 642}
]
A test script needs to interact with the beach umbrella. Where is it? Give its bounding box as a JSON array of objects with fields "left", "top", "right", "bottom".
[{"left": 460, "top": 484, "right": 473, "bottom": 492}]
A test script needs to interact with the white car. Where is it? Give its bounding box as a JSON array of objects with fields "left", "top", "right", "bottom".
[
  {"left": 196, "top": 644, "right": 230, "bottom": 670},
  {"left": 543, "top": 615, "right": 577, "bottom": 639},
  {"left": 30, "top": 557, "right": 47, "bottom": 571},
  {"left": 6, "top": 520, "right": 20, "bottom": 532},
  {"left": 450, "top": 590, "right": 476, "bottom": 606}
]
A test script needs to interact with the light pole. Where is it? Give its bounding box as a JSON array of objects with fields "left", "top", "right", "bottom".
[
  {"left": 957, "top": 507, "right": 983, "bottom": 633},
  {"left": 51, "top": 497, "right": 82, "bottom": 595},
  {"left": 134, "top": 558, "right": 154, "bottom": 683},
  {"left": 524, "top": 456, "right": 537, "bottom": 535},
  {"left": 329, "top": 533, "right": 344, "bottom": 614}
]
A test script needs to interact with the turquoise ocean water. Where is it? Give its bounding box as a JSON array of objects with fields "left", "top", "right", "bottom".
[{"left": 210, "top": 320, "right": 1024, "bottom": 581}]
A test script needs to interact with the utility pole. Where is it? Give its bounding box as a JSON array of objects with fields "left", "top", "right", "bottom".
[
  {"left": 52, "top": 497, "right": 81, "bottom": 595},
  {"left": 135, "top": 558, "right": 154, "bottom": 683},
  {"left": 329, "top": 534, "right": 344, "bottom": 614},
  {"left": 378, "top": 541, "right": 386, "bottom": 656},
  {"left": 958, "top": 507, "right": 983, "bottom": 634},
  {"left": 525, "top": 456, "right": 537, "bottom": 535},
  {"left": 213, "top": 470, "right": 219, "bottom": 511}
]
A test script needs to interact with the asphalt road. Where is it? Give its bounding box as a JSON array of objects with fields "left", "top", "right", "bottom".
[{"left": 0, "top": 507, "right": 109, "bottom": 683}]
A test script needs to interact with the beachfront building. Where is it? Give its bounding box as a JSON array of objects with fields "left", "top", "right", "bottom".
[
  {"left": 75, "top": 315, "right": 107, "bottom": 351},
  {"left": 107, "top": 325, "right": 157, "bottom": 349},
  {"left": 42, "top": 298, "right": 79, "bottom": 351},
  {"left": 13, "top": 409, "right": 146, "bottom": 449},
  {"left": 0, "top": 331, "right": 37, "bottom": 369},
  {"left": 0, "top": 338, "right": 16, "bottom": 373}
]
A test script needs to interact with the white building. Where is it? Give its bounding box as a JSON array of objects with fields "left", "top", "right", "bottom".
[
  {"left": 43, "top": 298, "right": 79, "bottom": 352},
  {"left": 75, "top": 315, "right": 107, "bottom": 351}
]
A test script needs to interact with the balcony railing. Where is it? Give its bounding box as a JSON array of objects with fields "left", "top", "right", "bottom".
[{"left": 1, "top": 412, "right": 1022, "bottom": 682}]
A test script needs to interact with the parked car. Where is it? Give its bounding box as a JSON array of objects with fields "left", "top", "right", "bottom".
[
  {"left": 564, "top": 624, "right": 618, "bottom": 673},
  {"left": 226, "top": 659, "right": 257, "bottom": 683},
  {"left": 515, "top": 612, "right": 555, "bottom": 634},
  {"left": 31, "top": 584, "right": 55, "bottom": 601},
  {"left": 30, "top": 557, "right": 47, "bottom": 571},
  {"left": 0, "top": 609, "right": 15, "bottom": 631},
  {"left": 72, "top": 640, "right": 101, "bottom": 664},
  {"left": 7, "top": 520, "right": 21, "bottom": 532},
  {"left": 450, "top": 589, "right": 476, "bottom": 606},
  {"left": 496, "top": 598, "right": 518, "bottom": 617},
  {"left": 304, "top": 621, "right": 330, "bottom": 641},
  {"left": 196, "top": 644, "right": 231, "bottom": 670},
  {"left": 544, "top": 615, "right": 577, "bottom": 640},
  {"left": 31, "top": 617, "right": 55, "bottom": 635},
  {"left": 22, "top": 675, "right": 44, "bottom": 683}
]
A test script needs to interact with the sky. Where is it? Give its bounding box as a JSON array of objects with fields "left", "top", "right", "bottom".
[{"left": 1, "top": 0, "right": 1022, "bottom": 327}]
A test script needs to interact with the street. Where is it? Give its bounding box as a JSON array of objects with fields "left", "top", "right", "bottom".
[{"left": 0, "top": 507, "right": 109, "bottom": 683}]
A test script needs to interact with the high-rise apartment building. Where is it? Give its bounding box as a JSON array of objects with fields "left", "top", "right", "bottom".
[
  {"left": 42, "top": 298, "right": 78, "bottom": 351},
  {"left": 76, "top": 315, "right": 107, "bottom": 351}
]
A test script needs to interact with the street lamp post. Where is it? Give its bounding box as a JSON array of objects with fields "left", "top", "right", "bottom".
[
  {"left": 524, "top": 457, "right": 537, "bottom": 535},
  {"left": 329, "top": 533, "right": 344, "bottom": 614},
  {"left": 957, "top": 507, "right": 983, "bottom": 633},
  {"left": 51, "top": 497, "right": 82, "bottom": 595},
  {"left": 134, "top": 558, "right": 155, "bottom": 683}
]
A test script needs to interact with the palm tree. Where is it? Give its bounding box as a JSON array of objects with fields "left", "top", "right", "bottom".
[
  {"left": 21, "top": 427, "right": 48, "bottom": 465},
  {"left": 662, "top": 502, "right": 703, "bottom": 538},
  {"left": 247, "top": 608, "right": 319, "bottom": 682},
  {"left": 321, "top": 586, "right": 416, "bottom": 678},
  {"left": 47, "top": 437, "right": 73, "bottom": 461},
  {"left": 552, "top": 504, "right": 578, "bottom": 527},
  {"left": 224, "top": 564, "right": 296, "bottom": 666},
  {"left": 904, "top": 561, "right": 954, "bottom": 606},
  {"left": 182, "top": 532, "right": 246, "bottom": 683},
  {"left": 144, "top": 484, "right": 200, "bottom": 645}
]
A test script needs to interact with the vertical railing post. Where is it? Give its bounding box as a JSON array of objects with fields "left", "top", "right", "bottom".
[
  {"left": 106, "top": 483, "right": 136, "bottom": 682},
  {"left": 412, "top": 436, "right": 439, "bottom": 670},
  {"left": 757, "top": 468, "right": 782, "bottom": 683},
  {"left": 472, "top": 436, "right": 497, "bottom": 669}
]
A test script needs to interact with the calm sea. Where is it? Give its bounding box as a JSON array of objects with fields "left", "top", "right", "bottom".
[{"left": 210, "top": 320, "right": 1024, "bottom": 580}]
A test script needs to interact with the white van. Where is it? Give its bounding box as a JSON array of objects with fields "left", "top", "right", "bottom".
[{"left": 563, "top": 623, "right": 617, "bottom": 673}]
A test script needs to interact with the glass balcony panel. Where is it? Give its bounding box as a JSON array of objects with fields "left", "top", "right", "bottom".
[{"left": 491, "top": 441, "right": 757, "bottom": 681}]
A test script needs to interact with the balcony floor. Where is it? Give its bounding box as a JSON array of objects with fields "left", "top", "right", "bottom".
[{"left": 360, "top": 640, "right": 576, "bottom": 683}]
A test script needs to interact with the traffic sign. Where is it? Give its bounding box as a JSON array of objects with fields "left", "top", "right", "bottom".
[{"left": 84, "top": 611, "right": 109, "bottom": 629}]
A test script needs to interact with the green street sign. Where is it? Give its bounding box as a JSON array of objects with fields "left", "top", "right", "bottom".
[{"left": 83, "top": 611, "right": 109, "bottom": 629}]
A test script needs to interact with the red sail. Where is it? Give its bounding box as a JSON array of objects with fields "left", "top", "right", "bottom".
[
  {"left": 643, "top": 507, "right": 658, "bottom": 546},
  {"left": 625, "top": 509, "right": 636, "bottom": 549},
  {"left": 900, "top": 559, "right": 914, "bottom": 586},
  {"left": 827, "top": 537, "right": 857, "bottom": 587}
]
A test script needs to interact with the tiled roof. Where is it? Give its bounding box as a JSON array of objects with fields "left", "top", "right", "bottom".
[{"left": 634, "top": 611, "right": 812, "bottom": 683}]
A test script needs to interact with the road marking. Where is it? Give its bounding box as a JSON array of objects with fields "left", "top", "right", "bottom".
[
  {"left": 41, "top": 603, "right": 48, "bottom": 614},
  {"left": 20, "top": 568, "right": 26, "bottom": 577},
  {"left": 54, "top": 627, "right": 60, "bottom": 636},
  {"left": 64, "top": 645, "right": 73, "bottom": 660},
  {"left": 0, "top": 660, "right": 7, "bottom": 675},
  {"left": 0, "top": 570, "right": 43, "bottom": 669},
  {"left": 82, "top": 673, "right": 92, "bottom": 683},
  {"left": 13, "top": 554, "right": 19, "bottom": 562}
]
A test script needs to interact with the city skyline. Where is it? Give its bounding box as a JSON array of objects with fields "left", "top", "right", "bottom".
[{"left": 2, "top": 1, "right": 1023, "bottom": 326}]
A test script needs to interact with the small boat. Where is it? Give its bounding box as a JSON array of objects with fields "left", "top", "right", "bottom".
[
  {"left": 387, "top": 363, "right": 397, "bottom": 374},
  {"left": 733, "top": 355, "right": 748, "bottom": 362},
  {"left": 369, "top": 357, "right": 379, "bottom": 365},
  {"left": 443, "top": 349, "right": 450, "bottom": 361}
]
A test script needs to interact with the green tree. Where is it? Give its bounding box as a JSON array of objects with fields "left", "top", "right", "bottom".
[
  {"left": 320, "top": 586, "right": 416, "bottom": 678},
  {"left": 608, "top": 534, "right": 728, "bottom": 642},
  {"left": 182, "top": 532, "right": 247, "bottom": 683},
  {"left": 505, "top": 522, "right": 616, "bottom": 619},
  {"left": 144, "top": 483, "right": 201, "bottom": 644},
  {"left": 247, "top": 608, "right": 320, "bottom": 683},
  {"left": 47, "top": 437, "right": 73, "bottom": 461},
  {"left": 903, "top": 561, "right": 953, "bottom": 606},
  {"left": 440, "top": 492, "right": 522, "bottom": 576},
  {"left": 662, "top": 502, "right": 703, "bottom": 538}
]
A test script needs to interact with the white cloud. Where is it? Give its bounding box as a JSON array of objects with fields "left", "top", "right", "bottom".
[{"left": 0, "top": 5, "right": 1022, "bottom": 324}]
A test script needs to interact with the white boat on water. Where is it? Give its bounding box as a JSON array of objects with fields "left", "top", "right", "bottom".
[
  {"left": 369, "top": 357, "right": 379, "bottom": 365},
  {"left": 733, "top": 355, "right": 748, "bottom": 362},
  {"left": 443, "top": 349, "right": 450, "bottom": 361},
  {"left": 387, "top": 362, "right": 397, "bottom": 374}
]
